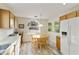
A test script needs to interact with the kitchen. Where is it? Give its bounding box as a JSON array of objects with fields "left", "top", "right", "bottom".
[{"left": 0, "top": 3, "right": 79, "bottom": 55}]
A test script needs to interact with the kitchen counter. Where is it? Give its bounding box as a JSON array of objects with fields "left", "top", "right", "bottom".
[
  {"left": 0, "top": 34, "right": 21, "bottom": 55},
  {"left": 0, "top": 34, "right": 19, "bottom": 45}
]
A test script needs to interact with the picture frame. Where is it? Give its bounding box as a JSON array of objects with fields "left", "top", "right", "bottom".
[{"left": 19, "top": 24, "right": 24, "bottom": 29}]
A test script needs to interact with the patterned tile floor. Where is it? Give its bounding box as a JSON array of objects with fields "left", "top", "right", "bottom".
[{"left": 20, "top": 42, "right": 61, "bottom": 55}]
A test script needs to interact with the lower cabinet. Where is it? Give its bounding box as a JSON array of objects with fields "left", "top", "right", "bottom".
[{"left": 56, "top": 36, "right": 60, "bottom": 50}]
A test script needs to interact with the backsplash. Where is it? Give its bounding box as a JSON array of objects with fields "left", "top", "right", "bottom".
[{"left": 0, "top": 29, "right": 15, "bottom": 41}]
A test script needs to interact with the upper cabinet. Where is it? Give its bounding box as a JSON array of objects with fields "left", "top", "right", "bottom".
[
  {"left": 59, "top": 11, "right": 78, "bottom": 21},
  {"left": 77, "top": 10, "right": 79, "bottom": 16},
  {"left": 0, "top": 9, "right": 10, "bottom": 28},
  {"left": 0, "top": 9, "right": 15, "bottom": 28},
  {"left": 9, "top": 12, "right": 15, "bottom": 28},
  {"left": 66, "top": 11, "right": 77, "bottom": 19},
  {"left": 60, "top": 15, "right": 67, "bottom": 21}
]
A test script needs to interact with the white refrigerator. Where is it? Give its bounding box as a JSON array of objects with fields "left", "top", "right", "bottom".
[
  {"left": 60, "top": 17, "right": 79, "bottom": 55},
  {"left": 60, "top": 19, "right": 70, "bottom": 55}
]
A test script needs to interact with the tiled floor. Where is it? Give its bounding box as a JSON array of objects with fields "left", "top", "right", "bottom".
[{"left": 20, "top": 42, "right": 61, "bottom": 55}]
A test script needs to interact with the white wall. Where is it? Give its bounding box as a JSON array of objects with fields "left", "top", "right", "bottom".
[
  {"left": 15, "top": 17, "right": 27, "bottom": 42},
  {"left": 0, "top": 3, "right": 10, "bottom": 10},
  {"left": 48, "top": 18, "right": 60, "bottom": 48}
]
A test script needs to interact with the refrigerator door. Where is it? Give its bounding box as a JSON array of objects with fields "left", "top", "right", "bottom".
[
  {"left": 70, "top": 17, "right": 79, "bottom": 55},
  {"left": 60, "top": 20, "right": 70, "bottom": 55}
]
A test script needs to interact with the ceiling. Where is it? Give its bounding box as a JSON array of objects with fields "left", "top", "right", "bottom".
[{"left": 4, "top": 3, "right": 79, "bottom": 19}]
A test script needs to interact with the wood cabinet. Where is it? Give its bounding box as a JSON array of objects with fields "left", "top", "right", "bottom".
[
  {"left": 66, "top": 11, "right": 77, "bottom": 19},
  {"left": 0, "top": 9, "right": 15, "bottom": 28},
  {"left": 9, "top": 12, "right": 15, "bottom": 28},
  {"left": 77, "top": 10, "right": 79, "bottom": 16},
  {"left": 60, "top": 15, "right": 67, "bottom": 21},
  {"left": 60, "top": 11, "right": 77, "bottom": 21},
  {"left": 56, "top": 36, "right": 60, "bottom": 50},
  {"left": 0, "top": 9, "right": 10, "bottom": 28}
]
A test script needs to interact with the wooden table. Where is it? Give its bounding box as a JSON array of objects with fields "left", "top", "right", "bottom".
[{"left": 32, "top": 34, "right": 49, "bottom": 50}]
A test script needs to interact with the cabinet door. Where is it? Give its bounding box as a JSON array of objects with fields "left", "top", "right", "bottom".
[
  {"left": 9, "top": 12, "right": 15, "bottom": 28},
  {"left": 60, "top": 20, "right": 70, "bottom": 54},
  {"left": 14, "top": 17, "right": 18, "bottom": 28},
  {"left": 0, "top": 10, "right": 10, "bottom": 28},
  {"left": 70, "top": 17, "right": 79, "bottom": 55},
  {"left": 77, "top": 10, "right": 79, "bottom": 16},
  {"left": 0, "top": 10, "right": 2, "bottom": 27},
  {"left": 56, "top": 36, "right": 60, "bottom": 49}
]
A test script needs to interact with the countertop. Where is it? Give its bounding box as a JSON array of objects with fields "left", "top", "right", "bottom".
[
  {"left": 0, "top": 34, "right": 19, "bottom": 45},
  {"left": 0, "top": 34, "right": 20, "bottom": 55}
]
